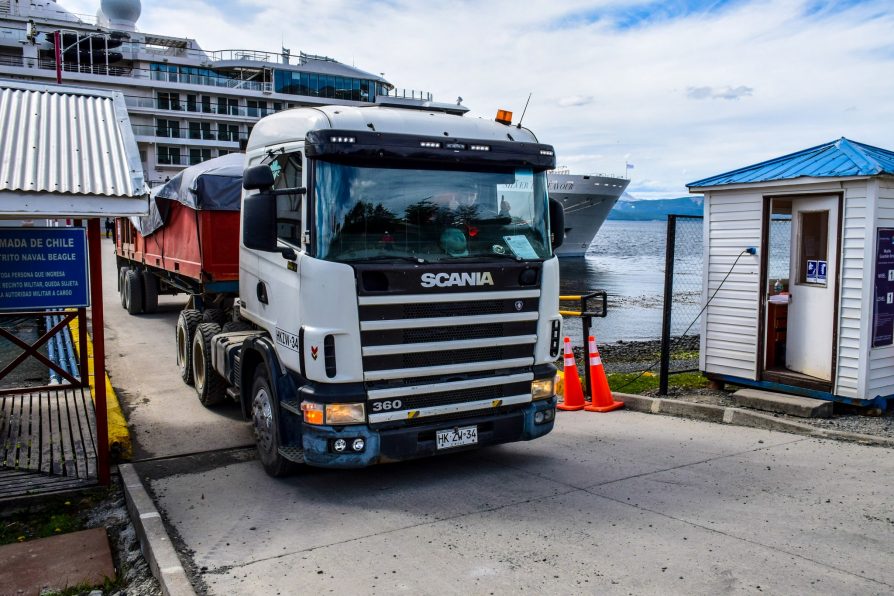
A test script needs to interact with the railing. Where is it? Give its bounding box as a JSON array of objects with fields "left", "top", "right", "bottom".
[
  {"left": 123, "top": 95, "right": 284, "bottom": 119},
  {"left": 130, "top": 124, "right": 247, "bottom": 143},
  {"left": 148, "top": 69, "right": 272, "bottom": 92},
  {"left": 559, "top": 291, "right": 608, "bottom": 395},
  {"left": 381, "top": 88, "right": 434, "bottom": 102}
]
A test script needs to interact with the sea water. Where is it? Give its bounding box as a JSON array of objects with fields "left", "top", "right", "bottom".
[{"left": 559, "top": 219, "right": 703, "bottom": 344}]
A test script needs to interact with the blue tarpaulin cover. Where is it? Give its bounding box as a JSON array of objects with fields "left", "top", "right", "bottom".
[{"left": 131, "top": 153, "right": 244, "bottom": 236}]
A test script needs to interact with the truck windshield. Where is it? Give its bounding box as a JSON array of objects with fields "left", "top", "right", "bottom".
[{"left": 314, "top": 161, "right": 551, "bottom": 262}]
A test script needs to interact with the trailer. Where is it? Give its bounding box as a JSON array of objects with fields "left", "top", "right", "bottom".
[{"left": 115, "top": 153, "right": 243, "bottom": 315}]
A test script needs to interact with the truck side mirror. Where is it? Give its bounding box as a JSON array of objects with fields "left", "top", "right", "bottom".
[
  {"left": 242, "top": 192, "right": 278, "bottom": 252},
  {"left": 548, "top": 198, "right": 565, "bottom": 250},
  {"left": 243, "top": 165, "right": 274, "bottom": 190}
]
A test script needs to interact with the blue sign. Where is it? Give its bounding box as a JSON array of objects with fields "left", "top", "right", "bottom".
[
  {"left": 0, "top": 228, "right": 90, "bottom": 311},
  {"left": 806, "top": 259, "right": 818, "bottom": 283},
  {"left": 873, "top": 228, "right": 894, "bottom": 347},
  {"left": 817, "top": 260, "right": 827, "bottom": 283}
]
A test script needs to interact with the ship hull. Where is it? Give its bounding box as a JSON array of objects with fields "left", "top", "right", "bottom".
[{"left": 548, "top": 173, "right": 629, "bottom": 257}]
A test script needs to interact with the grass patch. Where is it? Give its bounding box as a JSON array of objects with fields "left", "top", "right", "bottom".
[
  {"left": 0, "top": 489, "right": 107, "bottom": 546},
  {"left": 607, "top": 371, "right": 709, "bottom": 394}
]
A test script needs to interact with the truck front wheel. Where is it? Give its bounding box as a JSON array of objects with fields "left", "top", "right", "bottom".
[
  {"left": 176, "top": 309, "right": 202, "bottom": 385},
  {"left": 192, "top": 322, "right": 227, "bottom": 407},
  {"left": 251, "top": 367, "right": 294, "bottom": 477}
]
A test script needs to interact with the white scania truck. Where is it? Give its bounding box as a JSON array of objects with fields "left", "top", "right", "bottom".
[{"left": 182, "top": 105, "right": 566, "bottom": 476}]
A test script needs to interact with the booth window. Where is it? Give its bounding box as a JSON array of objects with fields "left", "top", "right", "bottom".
[{"left": 798, "top": 210, "right": 828, "bottom": 285}]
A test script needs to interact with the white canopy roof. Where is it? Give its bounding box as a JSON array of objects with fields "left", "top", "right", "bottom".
[{"left": 0, "top": 80, "right": 148, "bottom": 217}]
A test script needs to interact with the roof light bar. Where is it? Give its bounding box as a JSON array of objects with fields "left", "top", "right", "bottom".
[
  {"left": 420, "top": 141, "right": 441, "bottom": 148},
  {"left": 540, "top": 149, "right": 554, "bottom": 156},
  {"left": 470, "top": 145, "right": 490, "bottom": 151},
  {"left": 331, "top": 136, "right": 356, "bottom": 143}
]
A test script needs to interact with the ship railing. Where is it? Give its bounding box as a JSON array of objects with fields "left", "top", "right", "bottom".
[
  {"left": 147, "top": 69, "right": 271, "bottom": 92},
  {"left": 380, "top": 88, "right": 434, "bottom": 101},
  {"left": 130, "top": 124, "right": 248, "bottom": 143},
  {"left": 123, "top": 95, "right": 284, "bottom": 118}
]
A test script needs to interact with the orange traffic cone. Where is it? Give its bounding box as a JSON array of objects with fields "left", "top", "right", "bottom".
[
  {"left": 558, "top": 337, "right": 585, "bottom": 411},
  {"left": 584, "top": 335, "right": 624, "bottom": 413}
]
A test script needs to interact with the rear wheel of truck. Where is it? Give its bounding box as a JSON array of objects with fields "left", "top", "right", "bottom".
[
  {"left": 202, "top": 308, "right": 227, "bottom": 327},
  {"left": 142, "top": 271, "right": 159, "bottom": 314},
  {"left": 124, "top": 269, "right": 144, "bottom": 315},
  {"left": 118, "top": 267, "right": 129, "bottom": 308},
  {"left": 251, "top": 367, "right": 294, "bottom": 477},
  {"left": 192, "top": 322, "right": 227, "bottom": 407},
  {"left": 176, "top": 309, "right": 202, "bottom": 385}
]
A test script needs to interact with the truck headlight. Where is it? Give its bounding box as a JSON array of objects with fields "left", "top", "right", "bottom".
[
  {"left": 325, "top": 403, "right": 366, "bottom": 425},
  {"left": 301, "top": 402, "right": 366, "bottom": 425},
  {"left": 532, "top": 378, "right": 555, "bottom": 400}
]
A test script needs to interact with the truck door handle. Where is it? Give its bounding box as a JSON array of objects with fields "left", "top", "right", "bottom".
[{"left": 257, "top": 282, "right": 268, "bottom": 304}]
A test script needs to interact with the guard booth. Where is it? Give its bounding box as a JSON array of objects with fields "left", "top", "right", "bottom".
[
  {"left": 0, "top": 80, "right": 147, "bottom": 496},
  {"left": 688, "top": 138, "right": 894, "bottom": 410}
]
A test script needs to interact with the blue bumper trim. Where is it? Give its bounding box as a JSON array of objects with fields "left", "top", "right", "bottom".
[{"left": 301, "top": 397, "right": 557, "bottom": 469}]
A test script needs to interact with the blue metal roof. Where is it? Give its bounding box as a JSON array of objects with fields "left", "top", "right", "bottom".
[{"left": 687, "top": 138, "right": 894, "bottom": 188}]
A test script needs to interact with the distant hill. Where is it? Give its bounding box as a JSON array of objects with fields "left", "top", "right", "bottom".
[{"left": 607, "top": 195, "right": 704, "bottom": 221}]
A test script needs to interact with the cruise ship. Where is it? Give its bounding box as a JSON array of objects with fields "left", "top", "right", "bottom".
[
  {"left": 0, "top": 0, "right": 624, "bottom": 255},
  {"left": 548, "top": 170, "right": 630, "bottom": 257},
  {"left": 0, "top": 0, "right": 466, "bottom": 186}
]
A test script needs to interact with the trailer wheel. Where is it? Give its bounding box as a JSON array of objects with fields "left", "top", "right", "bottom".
[
  {"left": 251, "top": 367, "right": 294, "bottom": 477},
  {"left": 118, "top": 267, "right": 130, "bottom": 308},
  {"left": 202, "top": 308, "right": 227, "bottom": 326},
  {"left": 192, "top": 322, "right": 227, "bottom": 407},
  {"left": 124, "top": 269, "right": 144, "bottom": 315},
  {"left": 176, "top": 309, "right": 202, "bottom": 385},
  {"left": 142, "top": 271, "right": 159, "bottom": 314}
]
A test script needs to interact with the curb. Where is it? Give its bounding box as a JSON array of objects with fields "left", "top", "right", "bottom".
[
  {"left": 614, "top": 393, "right": 894, "bottom": 448},
  {"left": 69, "top": 315, "right": 133, "bottom": 459},
  {"left": 119, "top": 464, "right": 196, "bottom": 596}
]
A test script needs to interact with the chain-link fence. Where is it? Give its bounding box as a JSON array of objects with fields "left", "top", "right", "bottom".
[{"left": 659, "top": 215, "right": 703, "bottom": 393}]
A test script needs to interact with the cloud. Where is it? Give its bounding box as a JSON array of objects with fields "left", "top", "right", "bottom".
[
  {"left": 56, "top": 0, "right": 894, "bottom": 199},
  {"left": 557, "top": 95, "right": 596, "bottom": 107},
  {"left": 687, "top": 85, "right": 754, "bottom": 100}
]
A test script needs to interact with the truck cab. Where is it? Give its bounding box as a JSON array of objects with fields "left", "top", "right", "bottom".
[{"left": 213, "top": 105, "right": 564, "bottom": 475}]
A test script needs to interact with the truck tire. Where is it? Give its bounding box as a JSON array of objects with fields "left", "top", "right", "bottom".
[
  {"left": 142, "top": 271, "right": 159, "bottom": 314},
  {"left": 192, "top": 322, "right": 227, "bottom": 407},
  {"left": 250, "top": 366, "right": 294, "bottom": 477},
  {"left": 118, "top": 267, "right": 130, "bottom": 308},
  {"left": 124, "top": 269, "right": 144, "bottom": 315},
  {"left": 202, "top": 308, "right": 227, "bottom": 326},
  {"left": 176, "top": 309, "right": 202, "bottom": 385}
]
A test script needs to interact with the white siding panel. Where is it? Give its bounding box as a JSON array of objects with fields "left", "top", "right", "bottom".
[
  {"left": 834, "top": 185, "right": 867, "bottom": 398},
  {"left": 703, "top": 191, "right": 762, "bottom": 380}
]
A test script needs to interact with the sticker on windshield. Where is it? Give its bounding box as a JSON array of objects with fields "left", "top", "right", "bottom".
[{"left": 503, "top": 235, "right": 538, "bottom": 259}]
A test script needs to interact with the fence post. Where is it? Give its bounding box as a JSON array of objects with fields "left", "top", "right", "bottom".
[{"left": 659, "top": 215, "right": 677, "bottom": 395}]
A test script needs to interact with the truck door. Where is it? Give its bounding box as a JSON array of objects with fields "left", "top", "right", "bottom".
[{"left": 255, "top": 151, "right": 305, "bottom": 373}]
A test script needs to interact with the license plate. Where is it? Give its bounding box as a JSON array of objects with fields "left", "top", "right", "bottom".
[{"left": 436, "top": 425, "right": 478, "bottom": 450}]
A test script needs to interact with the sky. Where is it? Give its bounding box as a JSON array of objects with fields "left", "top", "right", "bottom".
[{"left": 63, "top": 0, "right": 894, "bottom": 199}]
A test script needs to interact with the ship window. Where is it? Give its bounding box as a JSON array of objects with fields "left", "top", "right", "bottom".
[
  {"left": 271, "top": 152, "right": 304, "bottom": 248},
  {"left": 157, "top": 146, "right": 181, "bottom": 166},
  {"left": 189, "top": 148, "right": 211, "bottom": 166}
]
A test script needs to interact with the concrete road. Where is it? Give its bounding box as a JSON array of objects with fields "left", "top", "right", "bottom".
[
  {"left": 99, "top": 237, "right": 252, "bottom": 459},
  {"left": 100, "top": 238, "right": 893, "bottom": 594},
  {"left": 134, "top": 413, "right": 892, "bottom": 595}
]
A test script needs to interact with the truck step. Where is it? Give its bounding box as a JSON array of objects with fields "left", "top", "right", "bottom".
[
  {"left": 277, "top": 445, "right": 305, "bottom": 463},
  {"left": 281, "top": 399, "right": 302, "bottom": 416}
]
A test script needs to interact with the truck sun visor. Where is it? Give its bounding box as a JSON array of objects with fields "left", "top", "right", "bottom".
[{"left": 131, "top": 152, "right": 245, "bottom": 237}]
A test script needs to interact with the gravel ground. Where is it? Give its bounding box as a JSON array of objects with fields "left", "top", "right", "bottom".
[
  {"left": 576, "top": 337, "right": 894, "bottom": 443},
  {"left": 86, "top": 481, "right": 161, "bottom": 596}
]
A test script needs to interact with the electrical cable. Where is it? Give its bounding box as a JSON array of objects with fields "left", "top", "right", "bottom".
[{"left": 612, "top": 248, "right": 752, "bottom": 392}]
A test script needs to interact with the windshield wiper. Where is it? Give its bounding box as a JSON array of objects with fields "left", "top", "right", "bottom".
[{"left": 344, "top": 255, "right": 427, "bottom": 264}]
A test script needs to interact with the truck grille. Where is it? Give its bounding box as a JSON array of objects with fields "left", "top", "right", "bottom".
[{"left": 358, "top": 288, "right": 540, "bottom": 424}]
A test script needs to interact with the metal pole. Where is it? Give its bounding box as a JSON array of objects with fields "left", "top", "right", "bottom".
[
  {"left": 53, "top": 30, "right": 62, "bottom": 84},
  {"left": 87, "top": 219, "right": 110, "bottom": 485},
  {"left": 659, "top": 215, "right": 676, "bottom": 395},
  {"left": 582, "top": 314, "right": 592, "bottom": 397}
]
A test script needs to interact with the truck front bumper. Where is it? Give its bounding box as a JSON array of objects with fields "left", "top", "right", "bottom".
[{"left": 301, "top": 397, "right": 557, "bottom": 468}]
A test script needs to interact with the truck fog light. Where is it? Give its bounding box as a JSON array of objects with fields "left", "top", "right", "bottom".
[
  {"left": 532, "top": 378, "right": 555, "bottom": 400},
  {"left": 325, "top": 403, "right": 366, "bottom": 425},
  {"left": 352, "top": 438, "right": 365, "bottom": 452},
  {"left": 543, "top": 408, "right": 555, "bottom": 422},
  {"left": 534, "top": 411, "right": 545, "bottom": 424},
  {"left": 333, "top": 439, "right": 347, "bottom": 452}
]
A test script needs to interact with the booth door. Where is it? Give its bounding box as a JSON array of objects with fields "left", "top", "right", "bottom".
[{"left": 786, "top": 196, "right": 839, "bottom": 380}]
